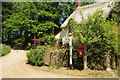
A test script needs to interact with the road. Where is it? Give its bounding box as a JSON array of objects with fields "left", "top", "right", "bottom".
[{"left": 1, "top": 49, "right": 81, "bottom": 78}]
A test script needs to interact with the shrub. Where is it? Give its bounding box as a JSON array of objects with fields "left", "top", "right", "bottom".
[
  {"left": 0, "top": 44, "right": 11, "bottom": 56},
  {"left": 68, "top": 9, "right": 118, "bottom": 70},
  {"left": 47, "top": 34, "right": 56, "bottom": 46},
  {"left": 27, "top": 46, "right": 46, "bottom": 66}
]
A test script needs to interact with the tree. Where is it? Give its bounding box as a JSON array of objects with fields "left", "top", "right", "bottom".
[
  {"left": 110, "top": 1, "right": 120, "bottom": 69},
  {"left": 2, "top": 2, "right": 15, "bottom": 44},
  {"left": 2, "top": 2, "right": 75, "bottom": 49},
  {"left": 100, "top": 20, "right": 118, "bottom": 71}
]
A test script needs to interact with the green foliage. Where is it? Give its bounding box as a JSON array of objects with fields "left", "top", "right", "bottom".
[
  {"left": 68, "top": 9, "right": 118, "bottom": 70},
  {"left": 0, "top": 44, "right": 11, "bottom": 56},
  {"left": 2, "top": 2, "right": 75, "bottom": 48},
  {"left": 27, "top": 46, "right": 46, "bottom": 66},
  {"left": 110, "top": 1, "right": 120, "bottom": 56},
  {"left": 80, "top": 2, "right": 96, "bottom": 6},
  {"left": 28, "top": 43, "right": 31, "bottom": 47},
  {"left": 46, "top": 34, "right": 56, "bottom": 46},
  {"left": 110, "top": 1, "right": 120, "bottom": 25},
  {"left": 63, "top": 43, "right": 69, "bottom": 51},
  {"left": 48, "top": 65, "right": 60, "bottom": 70},
  {"left": 2, "top": 2, "right": 15, "bottom": 21}
]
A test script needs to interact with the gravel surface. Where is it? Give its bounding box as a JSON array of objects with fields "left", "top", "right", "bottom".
[{"left": 1, "top": 49, "right": 81, "bottom": 78}]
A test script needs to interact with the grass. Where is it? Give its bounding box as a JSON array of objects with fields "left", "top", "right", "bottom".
[
  {"left": 0, "top": 44, "right": 11, "bottom": 56},
  {"left": 37, "top": 66, "right": 118, "bottom": 78}
]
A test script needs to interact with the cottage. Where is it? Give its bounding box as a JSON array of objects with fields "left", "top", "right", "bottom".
[{"left": 55, "top": 0, "right": 115, "bottom": 49}]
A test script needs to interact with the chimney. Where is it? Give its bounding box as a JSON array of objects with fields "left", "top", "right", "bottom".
[{"left": 75, "top": 0, "right": 80, "bottom": 8}]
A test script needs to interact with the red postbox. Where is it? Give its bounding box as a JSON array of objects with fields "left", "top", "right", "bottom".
[{"left": 78, "top": 46, "right": 83, "bottom": 57}]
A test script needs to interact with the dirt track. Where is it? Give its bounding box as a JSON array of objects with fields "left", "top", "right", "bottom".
[{"left": 1, "top": 49, "right": 81, "bottom": 78}]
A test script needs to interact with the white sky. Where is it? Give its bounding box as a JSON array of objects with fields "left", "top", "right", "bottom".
[{"left": 97, "top": 0, "right": 104, "bottom": 2}]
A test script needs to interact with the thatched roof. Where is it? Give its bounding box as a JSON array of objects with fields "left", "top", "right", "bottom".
[{"left": 60, "top": 0, "right": 115, "bottom": 28}]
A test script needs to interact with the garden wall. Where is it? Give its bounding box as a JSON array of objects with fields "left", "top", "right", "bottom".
[{"left": 44, "top": 50, "right": 68, "bottom": 67}]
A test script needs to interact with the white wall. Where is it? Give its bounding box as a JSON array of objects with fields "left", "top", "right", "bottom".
[{"left": 55, "top": 27, "right": 69, "bottom": 41}]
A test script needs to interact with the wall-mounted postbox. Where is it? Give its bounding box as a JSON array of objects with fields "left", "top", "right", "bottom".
[{"left": 78, "top": 46, "right": 83, "bottom": 57}]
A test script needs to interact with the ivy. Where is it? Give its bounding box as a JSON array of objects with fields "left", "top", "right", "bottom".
[{"left": 68, "top": 9, "right": 119, "bottom": 70}]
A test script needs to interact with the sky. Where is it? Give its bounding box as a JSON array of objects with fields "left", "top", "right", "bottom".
[
  {"left": 97, "top": 0, "right": 104, "bottom": 2},
  {"left": 73, "top": 0, "right": 105, "bottom": 2}
]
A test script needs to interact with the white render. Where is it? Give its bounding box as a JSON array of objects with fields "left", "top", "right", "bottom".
[{"left": 55, "top": 27, "right": 69, "bottom": 44}]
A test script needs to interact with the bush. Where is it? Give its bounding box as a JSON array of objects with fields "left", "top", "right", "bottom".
[
  {"left": 0, "top": 44, "right": 11, "bottom": 56},
  {"left": 68, "top": 9, "right": 118, "bottom": 70},
  {"left": 27, "top": 46, "right": 46, "bottom": 66},
  {"left": 47, "top": 34, "right": 56, "bottom": 46}
]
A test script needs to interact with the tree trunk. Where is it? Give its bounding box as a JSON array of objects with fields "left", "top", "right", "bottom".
[
  {"left": 8, "top": 31, "right": 11, "bottom": 45},
  {"left": 112, "top": 55, "right": 116, "bottom": 69},
  {"left": 20, "top": 30, "right": 22, "bottom": 37},
  {"left": 2, "top": 33, "right": 3, "bottom": 43},
  {"left": 106, "top": 52, "right": 112, "bottom": 71},
  {"left": 1, "top": 27, "right": 3, "bottom": 43},
  {"left": 118, "top": 56, "right": 120, "bottom": 72},
  {"left": 117, "top": 55, "right": 119, "bottom": 70},
  {"left": 84, "top": 46, "right": 88, "bottom": 70},
  {"left": 34, "top": 33, "right": 36, "bottom": 39},
  {"left": 33, "top": 33, "right": 36, "bottom": 48}
]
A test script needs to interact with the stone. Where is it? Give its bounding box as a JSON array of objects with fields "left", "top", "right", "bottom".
[
  {"left": 44, "top": 51, "right": 51, "bottom": 65},
  {"left": 44, "top": 50, "right": 68, "bottom": 67},
  {"left": 106, "top": 68, "right": 112, "bottom": 72}
]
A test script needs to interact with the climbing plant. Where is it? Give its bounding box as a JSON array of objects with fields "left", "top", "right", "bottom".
[{"left": 68, "top": 9, "right": 118, "bottom": 70}]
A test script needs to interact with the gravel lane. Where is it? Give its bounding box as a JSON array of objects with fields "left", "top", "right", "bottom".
[{"left": 1, "top": 49, "right": 81, "bottom": 78}]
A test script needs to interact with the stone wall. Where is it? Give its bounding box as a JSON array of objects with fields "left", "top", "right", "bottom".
[
  {"left": 50, "top": 50, "right": 59, "bottom": 65},
  {"left": 44, "top": 50, "right": 68, "bottom": 67}
]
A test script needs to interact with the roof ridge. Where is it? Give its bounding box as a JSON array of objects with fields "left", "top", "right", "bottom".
[
  {"left": 77, "top": 2, "right": 107, "bottom": 10},
  {"left": 60, "top": 1, "right": 113, "bottom": 28}
]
